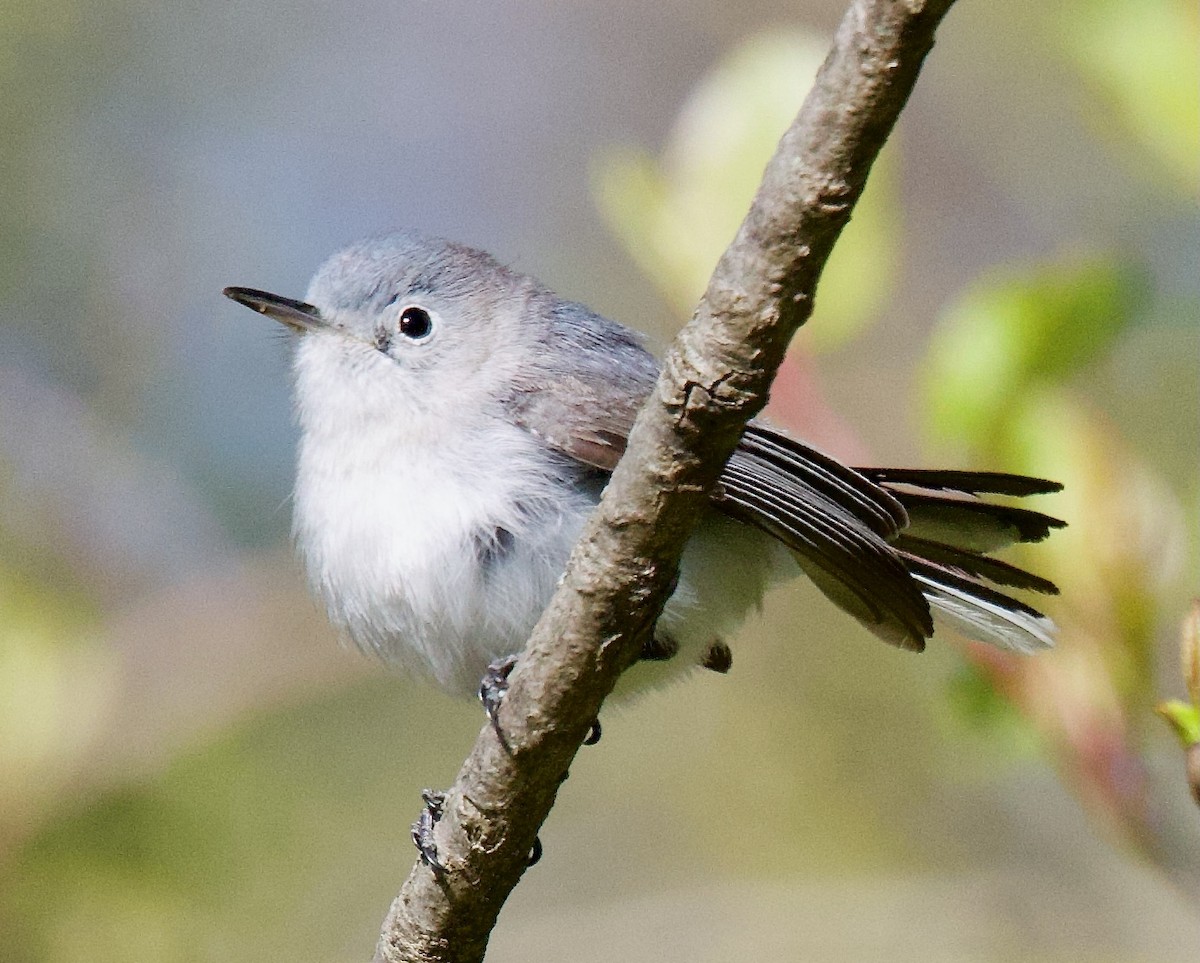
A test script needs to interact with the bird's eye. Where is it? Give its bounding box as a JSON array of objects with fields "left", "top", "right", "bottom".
[{"left": 398, "top": 306, "right": 434, "bottom": 341}]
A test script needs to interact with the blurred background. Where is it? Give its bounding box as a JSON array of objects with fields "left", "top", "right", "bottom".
[{"left": 2, "top": 0, "right": 1198, "bottom": 960}]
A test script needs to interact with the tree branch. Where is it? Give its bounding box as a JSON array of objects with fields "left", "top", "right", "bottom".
[{"left": 374, "top": 2, "right": 958, "bottom": 960}]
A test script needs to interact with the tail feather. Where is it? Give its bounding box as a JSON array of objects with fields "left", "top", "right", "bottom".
[
  {"left": 717, "top": 460, "right": 933, "bottom": 649},
  {"left": 719, "top": 427, "right": 1064, "bottom": 654},
  {"left": 854, "top": 463, "right": 1064, "bottom": 652},
  {"left": 880, "top": 489, "right": 1065, "bottom": 553},
  {"left": 854, "top": 467, "right": 1063, "bottom": 498},
  {"left": 893, "top": 534, "right": 1060, "bottom": 595},
  {"left": 904, "top": 554, "right": 1056, "bottom": 653},
  {"left": 744, "top": 427, "right": 908, "bottom": 538}
]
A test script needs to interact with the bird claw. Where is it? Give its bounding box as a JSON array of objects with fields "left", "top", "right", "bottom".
[
  {"left": 479, "top": 654, "right": 519, "bottom": 749},
  {"left": 412, "top": 788, "right": 448, "bottom": 873},
  {"left": 480, "top": 654, "right": 602, "bottom": 749},
  {"left": 412, "top": 787, "right": 542, "bottom": 870}
]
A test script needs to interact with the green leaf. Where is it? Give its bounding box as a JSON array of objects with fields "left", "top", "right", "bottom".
[
  {"left": 1060, "top": 0, "right": 1200, "bottom": 194},
  {"left": 921, "top": 254, "right": 1144, "bottom": 444},
  {"left": 1156, "top": 699, "right": 1200, "bottom": 748}
]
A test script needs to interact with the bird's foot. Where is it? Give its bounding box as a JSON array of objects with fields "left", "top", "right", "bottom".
[
  {"left": 411, "top": 788, "right": 447, "bottom": 873},
  {"left": 479, "top": 654, "right": 519, "bottom": 749},
  {"left": 640, "top": 633, "right": 679, "bottom": 662},
  {"left": 480, "top": 653, "right": 602, "bottom": 748},
  {"left": 412, "top": 787, "right": 542, "bottom": 870},
  {"left": 702, "top": 640, "right": 732, "bottom": 674}
]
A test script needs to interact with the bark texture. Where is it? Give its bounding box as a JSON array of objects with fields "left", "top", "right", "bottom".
[{"left": 374, "top": 2, "right": 959, "bottom": 960}]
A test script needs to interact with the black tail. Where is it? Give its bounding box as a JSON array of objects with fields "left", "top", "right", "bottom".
[
  {"left": 859, "top": 468, "right": 1064, "bottom": 653},
  {"left": 712, "top": 424, "right": 1065, "bottom": 653}
]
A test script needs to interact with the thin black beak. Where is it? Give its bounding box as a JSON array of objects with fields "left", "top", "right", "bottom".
[{"left": 223, "top": 286, "right": 327, "bottom": 332}]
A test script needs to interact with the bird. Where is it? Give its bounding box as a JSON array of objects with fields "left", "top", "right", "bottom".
[{"left": 224, "top": 230, "right": 1063, "bottom": 707}]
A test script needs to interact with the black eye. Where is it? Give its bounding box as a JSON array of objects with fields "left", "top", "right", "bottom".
[{"left": 398, "top": 306, "right": 433, "bottom": 340}]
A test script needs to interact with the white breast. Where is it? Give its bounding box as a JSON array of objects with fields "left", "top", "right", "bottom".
[
  {"left": 289, "top": 332, "right": 794, "bottom": 700},
  {"left": 290, "top": 333, "right": 599, "bottom": 694}
]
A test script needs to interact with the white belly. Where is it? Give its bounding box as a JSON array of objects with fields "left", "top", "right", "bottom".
[
  {"left": 295, "top": 411, "right": 605, "bottom": 694},
  {"left": 294, "top": 398, "right": 793, "bottom": 697}
]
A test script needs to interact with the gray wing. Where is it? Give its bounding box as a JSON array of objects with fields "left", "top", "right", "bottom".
[
  {"left": 502, "top": 300, "right": 935, "bottom": 649},
  {"left": 504, "top": 297, "right": 659, "bottom": 471},
  {"left": 503, "top": 298, "right": 1061, "bottom": 653},
  {"left": 504, "top": 370, "right": 645, "bottom": 472}
]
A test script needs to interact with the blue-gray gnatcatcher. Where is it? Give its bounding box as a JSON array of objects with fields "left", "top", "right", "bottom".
[{"left": 224, "top": 231, "right": 1062, "bottom": 703}]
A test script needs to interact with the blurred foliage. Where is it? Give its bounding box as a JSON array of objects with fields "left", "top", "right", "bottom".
[
  {"left": 941, "top": 661, "right": 1039, "bottom": 754},
  {"left": 2, "top": 4, "right": 1199, "bottom": 961},
  {"left": 593, "top": 29, "right": 900, "bottom": 352},
  {"left": 1183, "top": 602, "right": 1200, "bottom": 708},
  {"left": 921, "top": 257, "right": 1192, "bottom": 657},
  {"left": 594, "top": 10, "right": 1200, "bottom": 895},
  {"left": 918, "top": 212, "right": 1198, "bottom": 860},
  {"left": 0, "top": 564, "right": 117, "bottom": 853},
  {"left": 0, "top": 642, "right": 951, "bottom": 963},
  {"left": 0, "top": 677, "right": 442, "bottom": 963},
  {"left": 1059, "top": 0, "right": 1200, "bottom": 194},
  {"left": 921, "top": 255, "right": 1146, "bottom": 447},
  {"left": 1156, "top": 601, "right": 1200, "bottom": 802}
]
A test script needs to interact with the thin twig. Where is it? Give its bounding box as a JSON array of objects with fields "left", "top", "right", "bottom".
[{"left": 373, "top": 2, "right": 958, "bottom": 960}]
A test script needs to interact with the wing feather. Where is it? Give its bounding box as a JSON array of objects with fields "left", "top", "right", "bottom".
[
  {"left": 717, "top": 452, "right": 933, "bottom": 648},
  {"left": 501, "top": 300, "right": 1062, "bottom": 655},
  {"left": 741, "top": 426, "right": 907, "bottom": 538}
]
